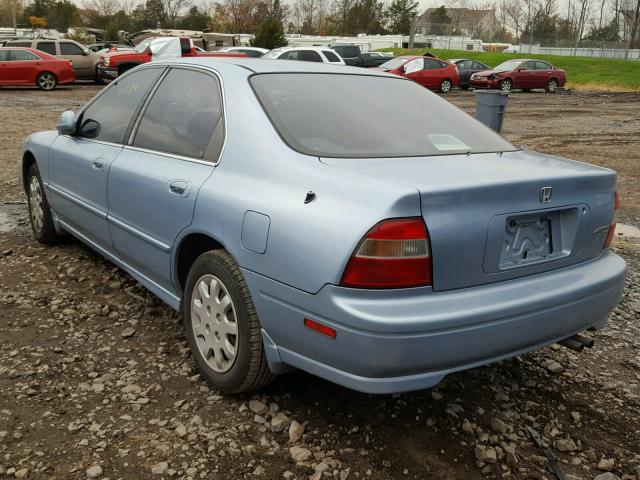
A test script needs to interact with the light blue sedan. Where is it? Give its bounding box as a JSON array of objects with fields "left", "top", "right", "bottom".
[{"left": 21, "top": 58, "right": 627, "bottom": 394}]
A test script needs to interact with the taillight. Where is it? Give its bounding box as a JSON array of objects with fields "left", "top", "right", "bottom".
[
  {"left": 603, "top": 191, "right": 619, "bottom": 249},
  {"left": 340, "top": 218, "right": 432, "bottom": 288}
]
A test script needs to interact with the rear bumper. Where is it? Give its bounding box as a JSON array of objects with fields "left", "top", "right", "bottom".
[
  {"left": 59, "top": 70, "right": 76, "bottom": 85},
  {"left": 245, "top": 251, "right": 627, "bottom": 393}
]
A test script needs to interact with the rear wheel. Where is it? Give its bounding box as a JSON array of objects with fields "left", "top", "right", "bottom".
[
  {"left": 499, "top": 79, "right": 512, "bottom": 92},
  {"left": 27, "top": 163, "right": 62, "bottom": 244},
  {"left": 545, "top": 78, "right": 559, "bottom": 93},
  {"left": 183, "top": 250, "right": 274, "bottom": 394},
  {"left": 36, "top": 72, "right": 57, "bottom": 90},
  {"left": 439, "top": 79, "right": 452, "bottom": 93}
]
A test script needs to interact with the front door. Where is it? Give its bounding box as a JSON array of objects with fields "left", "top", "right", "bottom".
[
  {"left": 47, "top": 67, "right": 164, "bottom": 248},
  {"left": 5, "top": 49, "right": 41, "bottom": 84},
  {"left": 108, "top": 67, "right": 225, "bottom": 291},
  {"left": 403, "top": 58, "right": 427, "bottom": 86},
  {"left": 515, "top": 61, "right": 537, "bottom": 89}
]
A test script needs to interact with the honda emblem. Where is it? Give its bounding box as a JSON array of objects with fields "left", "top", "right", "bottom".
[{"left": 539, "top": 187, "right": 553, "bottom": 203}]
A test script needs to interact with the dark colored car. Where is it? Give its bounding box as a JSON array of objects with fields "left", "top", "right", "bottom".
[
  {"left": 330, "top": 45, "right": 388, "bottom": 68},
  {"left": 469, "top": 59, "right": 566, "bottom": 93},
  {"left": 0, "top": 47, "right": 76, "bottom": 90},
  {"left": 448, "top": 58, "right": 490, "bottom": 90},
  {"left": 375, "top": 55, "right": 459, "bottom": 93}
]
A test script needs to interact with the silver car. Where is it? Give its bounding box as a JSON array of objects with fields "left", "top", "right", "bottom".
[{"left": 21, "top": 58, "right": 626, "bottom": 394}]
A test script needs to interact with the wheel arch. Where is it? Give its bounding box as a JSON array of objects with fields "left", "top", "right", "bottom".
[
  {"left": 174, "top": 231, "right": 228, "bottom": 296},
  {"left": 21, "top": 151, "right": 37, "bottom": 193}
]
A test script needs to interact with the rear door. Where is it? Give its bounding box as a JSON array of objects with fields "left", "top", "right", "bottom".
[
  {"left": 6, "top": 49, "right": 41, "bottom": 84},
  {"left": 534, "top": 61, "right": 553, "bottom": 88},
  {"left": 422, "top": 58, "right": 449, "bottom": 88},
  {"left": 47, "top": 67, "right": 163, "bottom": 248},
  {"left": 455, "top": 60, "right": 473, "bottom": 84},
  {"left": 108, "top": 67, "right": 225, "bottom": 291}
]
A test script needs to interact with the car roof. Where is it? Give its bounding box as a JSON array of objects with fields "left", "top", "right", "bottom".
[
  {"left": 151, "top": 56, "right": 392, "bottom": 76},
  {"left": 269, "top": 46, "right": 338, "bottom": 52}
]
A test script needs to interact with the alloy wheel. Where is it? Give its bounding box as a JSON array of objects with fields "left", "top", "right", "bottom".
[
  {"left": 29, "top": 176, "right": 44, "bottom": 233},
  {"left": 38, "top": 73, "right": 56, "bottom": 90},
  {"left": 547, "top": 79, "right": 558, "bottom": 93},
  {"left": 499, "top": 80, "right": 511, "bottom": 92},
  {"left": 191, "top": 274, "right": 238, "bottom": 373},
  {"left": 441, "top": 80, "right": 451, "bottom": 93}
]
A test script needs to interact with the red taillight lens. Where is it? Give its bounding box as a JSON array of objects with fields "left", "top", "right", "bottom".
[
  {"left": 340, "top": 218, "right": 432, "bottom": 288},
  {"left": 603, "top": 191, "right": 619, "bottom": 249}
]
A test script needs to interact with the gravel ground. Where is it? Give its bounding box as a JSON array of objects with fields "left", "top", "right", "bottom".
[{"left": 0, "top": 86, "right": 639, "bottom": 480}]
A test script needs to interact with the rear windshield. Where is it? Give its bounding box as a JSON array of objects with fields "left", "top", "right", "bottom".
[{"left": 250, "top": 73, "right": 516, "bottom": 158}]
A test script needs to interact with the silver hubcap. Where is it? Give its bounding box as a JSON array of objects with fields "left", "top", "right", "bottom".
[
  {"left": 500, "top": 81, "right": 511, "bottom": 92},
  {"left": 39, "top": 74, "right": 55, "bottom": 90},
  {"left": 191, "top": 274, "right": 238, "bottom": 373},
  {"left": 29, "top": 176, "right": 44, "bottom": 232},
  {"left": 441, "top": 80, "right": 451, "bottom": 92},
  {"left": 548, "top": 80, "right": 557, "bottom": 92}
]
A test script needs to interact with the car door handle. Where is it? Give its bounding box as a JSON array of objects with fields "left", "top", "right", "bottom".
[{"left": 168, "top": 180, "right": 190, "bottom": 197}]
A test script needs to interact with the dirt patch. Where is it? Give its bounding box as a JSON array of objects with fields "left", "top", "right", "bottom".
[{"left": 0, "top": 87, "right": 639, "bottom": 480}]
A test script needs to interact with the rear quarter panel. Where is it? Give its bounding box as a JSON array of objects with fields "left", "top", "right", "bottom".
[{"left": 179, "top": 67, "right": 422, "bottom": 294}]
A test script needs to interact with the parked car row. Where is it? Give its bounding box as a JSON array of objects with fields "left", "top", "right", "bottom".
[{"left": 0, "top": 35, "right": 567, "bottom": 94}]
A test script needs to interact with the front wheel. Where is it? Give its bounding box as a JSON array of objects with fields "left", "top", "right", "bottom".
[
  {"left": 439, "top": 79, "right": 452, "bottom": 93},
  {"left": 183, "top": 250, "right": 274, "bottom": 394},
  {"left": 545, "top": 78, "right": 559, "bottom": 93},
  {"left": 27, "top": 163, "right": 62, "bottom": 244},
  {"left": 36, "top": 72, "right": 57, "bottom": 90},
  {"left": 499, "top": 79, "right": 512, "bottom": 92}
]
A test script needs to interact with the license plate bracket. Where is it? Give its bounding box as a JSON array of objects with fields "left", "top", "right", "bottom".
[{"left": 499, "top": 213, "right": 554, "bottom": 268}]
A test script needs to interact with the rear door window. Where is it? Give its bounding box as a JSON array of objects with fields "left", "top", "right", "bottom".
[
  {"left": 10, "top": 50, "right": 39, "bottom": 61},
  {"left": 133, "top": 68, "right": 224, "bottom": 160},
  {"left": 423, "top": 58, "right": 443, "bottom": 70},
  {"left": 535, "top": 61, "right": 551, "bottom": 70},
  {"left": 472, "top": 61, "right": 487, "bottom": 70},
  {"left": 323, "top": 50, "right": 341, "bottom": 62},
  {"left": 340, "top": 46, "right": 360, "bottom": 58},
  {"left": 298, "top": 50, "right": 322, "bottom": 62},
  {"left": 36, "top": 41, "right": 56, "bottom": 55},
  {"left": 0, "top": 50, "right": 8, "bottom": 61},
  {"left": 78, "top": 68, "right": 162, "bottom": 143},
  {"left": 60, "top": 42, "right": 84, "bottom": 55}
]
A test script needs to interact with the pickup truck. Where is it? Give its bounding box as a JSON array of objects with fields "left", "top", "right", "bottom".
[
  {"left": 330, "top": 45, "right": 389, "bottom": 68},
  {"left": 97, "top": 36, "right": 245, "bottom": 82}
]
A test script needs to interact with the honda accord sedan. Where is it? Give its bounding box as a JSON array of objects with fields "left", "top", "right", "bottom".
[{"left": 21, "top": 59, "right": 626, "bottom": 394}]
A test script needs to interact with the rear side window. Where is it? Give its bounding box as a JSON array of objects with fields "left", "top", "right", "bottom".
[
  {"left": 36, "top": 41, "right": 56, "bottom": 55},
  {"left": 251, "top": 73, "right": 516, "bottom": 158},
  {"left": 0, "top": 50, "right": 8, "bottom": 61},
  {"left": 340, "top": 46, "right": 360, "bottom": 58},
  {"left": 78, "top": 68, "right": 162, "bottom": 143},
  {"left": 535, "top": 61, "right": 551, "bottom": 70},
  {"left": 298, "top": 50, "right": 322, "bottom": 62},
  {"left": 133, "top": 68, "right": 223, "bottom": 159},
  {"left": 423, "top": 58, "right": 444, "bottom": 70},
  {"left": 11, "top": 50, "right": 39, "bottom": 61},
  {"left": 323, "top": 50, "right": 341, "bottom": 62},
  {"left": 60, "top": 42, "right": 84, "bottom": 55}
]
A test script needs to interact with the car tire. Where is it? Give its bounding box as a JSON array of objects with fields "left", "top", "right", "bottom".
[
  {"left": 36, "top": 72, "right": 57, "bottom": 91},
  {"left": 460, "top": 84, "right": 469, "bottom": 90},
  {"left": 440, "top": 79, "right": 452, "bottom": 93},
  {"left": 522, "top": 88, "right": 531, "bottom": 93},
  {"left": 27, "top": 163, "right": 62, "bottom": 244},
  {"left": 545, "top": 78, "right": 559, "bottom": 93},
  {"left": 183, "top": 250, "right": 275, "bottom": 394},
  {"left": 499, "top": 79, "right": 512, "bottom": 92}
]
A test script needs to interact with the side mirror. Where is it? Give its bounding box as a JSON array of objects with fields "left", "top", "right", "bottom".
[
  {"left": 83, "top": 48, "right": 90, "bottom": 56},
  {"left": 57, "top": 110, "right": 76, "bottom": 135},
  {"left": 400, "top": 65, "right": 406, "bottom": 74},
  {"left": 79, "top": 118, "right": 101, "bottom": 139}
]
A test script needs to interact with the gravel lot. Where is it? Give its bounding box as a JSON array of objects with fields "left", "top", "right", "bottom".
[{"left": 0, "top": 86, "right": 639, "bottom": 480}]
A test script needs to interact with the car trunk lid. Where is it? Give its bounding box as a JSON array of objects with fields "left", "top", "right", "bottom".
[{"left": 321, "top": 150, "right": 617, "bottom": 291}]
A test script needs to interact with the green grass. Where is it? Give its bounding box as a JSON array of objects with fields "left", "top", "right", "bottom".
[{"left": 379, "top": 48, "right": 640, "bottom": 91}]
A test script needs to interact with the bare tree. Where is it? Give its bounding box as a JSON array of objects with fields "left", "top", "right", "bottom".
[
  {"left": 629, "top": 0, "right": 640, "bottom": 49},
  {"left": 291, "top": 0, "right": 328, "bottom": 33},
  {"left": 501, "top": 0, "right": 525, "bottom": 40},
  {"left": 2, "top": 0, "right": 23, "bottom": 33},
  {"left": 83, "top": 0, "right": 121, "bottom": 16},
  {"left": 162, "top": 0, "right": 193, "bottom": 26},
  {"left": 573, "top": 0, "right": 590, "bottom": 52}
]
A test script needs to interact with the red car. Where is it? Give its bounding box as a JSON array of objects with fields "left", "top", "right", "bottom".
[
  {"left": 469, "top": 59, "right": 566, "bottom": 93},
  {"left": 97, "top": 37, "right": 246, "bottom": 82},
  {"left": 0, "top": 47, "right": 75, "bottom": 90},
  {"left": 375, "top": 55, "right": 459, "bottom": 93}
]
